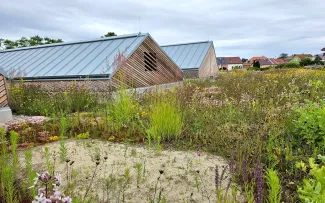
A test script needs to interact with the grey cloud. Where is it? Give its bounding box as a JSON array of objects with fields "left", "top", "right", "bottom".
[{"left": 1, "top": 0, "right": 324, "bottom": 58}]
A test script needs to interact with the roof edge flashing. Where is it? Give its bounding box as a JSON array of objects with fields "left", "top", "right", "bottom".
[
  {"left": 0, "top": 32, "right": 148, "bottom": 53},
  {"left": 161, "top": 40, "right": 212, "bottom": 47}
]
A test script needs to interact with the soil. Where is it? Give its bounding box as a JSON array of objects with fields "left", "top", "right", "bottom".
[{"left": 19, "top": 139, "right": 242, "bottom": 202}]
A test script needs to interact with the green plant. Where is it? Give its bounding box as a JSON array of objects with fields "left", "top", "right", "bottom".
[
  {"left": 135, "top": 163, "right": 143, "bottom": 188},
  {"left": 9, "top": 131, "right": 19, "bottom": 172},
  {"left": 265, "top": 168, "right": 282, "bottom": 203},
  {"left": 293, "top": 101, "right": 325, "bottom": 150},
  {"left": 59, "top": 116, "right": 68, "bottom": 162},
  {"left": 3, "top": 167, "right": 18, "bottom": 203},
  {"left": 298, "top": 155, "right": 325, "bottom": 202},
  {"left": 147, "top": 92, "right": 183, "bottom": 148},
  {"left": 24, "top": 149, "right": 37, "bottom": 198},
  {"left": 76, "top": 132, "right": 89, "bottom": 139}
]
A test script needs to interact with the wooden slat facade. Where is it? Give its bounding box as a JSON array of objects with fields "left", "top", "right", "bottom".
[
  {"left": 111, "top": 36, "right": 184, "bottom": 88},
  {"left": 198, "top": 45, "right": 218, "bottom": 78},
  {"left": 0, "top": 75, "right": 8, "bottom": 108}
]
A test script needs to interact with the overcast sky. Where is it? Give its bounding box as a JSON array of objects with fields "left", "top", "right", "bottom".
[{"left": 1, "top": 0, "right": 324, "bottom": 58}]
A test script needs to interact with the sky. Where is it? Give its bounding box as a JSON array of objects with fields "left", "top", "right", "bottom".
[{"left": 1, "top": 0, "right": 325, "bottom": 58}]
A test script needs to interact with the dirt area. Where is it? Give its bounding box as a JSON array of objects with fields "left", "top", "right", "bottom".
[{"left": 19, "top": 139, "right": 240, "bottom": 202}]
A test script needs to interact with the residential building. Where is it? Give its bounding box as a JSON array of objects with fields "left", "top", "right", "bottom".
[
  {"left": 161, "top": 41, "right": 218, "bottom": 78},
  {"left": 0, "top": 33, "right": 184, "bottom": 91},
  {"left": 216, "top": 57, "right": 242, "bottom": 70},
  {"left": 288, "top": 54, "right": 313, "bottom": 63}
]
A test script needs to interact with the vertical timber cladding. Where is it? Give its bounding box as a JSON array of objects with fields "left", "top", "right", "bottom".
[
  {"left": 198, "top": 45, "right": 218, "bottom": 78},
  {"left": 111, "top": 36, "right": 184, "bottom": 88},
  {"left": 0, "top": 74, "right": 8, "bottom": 107}
]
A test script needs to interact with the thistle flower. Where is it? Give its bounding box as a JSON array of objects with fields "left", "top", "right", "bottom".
[{"left": 215, "top": 166, "right": 219, "bottom": 190}]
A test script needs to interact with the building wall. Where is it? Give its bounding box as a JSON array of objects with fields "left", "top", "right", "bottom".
[
  {"left": 227, "top": 64, "right": 243, "bottom": 71},
  {"left": 112, "top": 36, "right": 184, "bottom": 88},
  {"left": 183, "top": 69, "right": 199, "bottom": 78},
  {"left": 289, "top": 56, "right": 302, "bottom": 63},
  {"left": 198, "top": 45, "right": 218, "bottom": 78},
  {"left": 0, "top": 75, "right": 9, "bottom": 107}
]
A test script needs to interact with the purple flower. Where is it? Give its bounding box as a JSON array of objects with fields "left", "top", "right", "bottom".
[
  {"left": 39, "top": 171, "right": 51, "bottom": 182},
  {"left": 196, "top": 152, "right": 201, "bottom": 157}
]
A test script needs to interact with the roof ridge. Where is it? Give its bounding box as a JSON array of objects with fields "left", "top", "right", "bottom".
[
  {"left": 161, "top": 40, "right": 212, "bottom": 47},
  {"left": 0, "top": 33, "right": 148, "bottom": 53}
]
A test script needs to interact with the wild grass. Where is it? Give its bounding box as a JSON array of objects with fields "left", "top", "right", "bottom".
[
  {"left": 5, "top": 68, "right": 325, "bottom": 202},
  {"left": 147, "top": 91, "right": 183, "bottom": 148}
]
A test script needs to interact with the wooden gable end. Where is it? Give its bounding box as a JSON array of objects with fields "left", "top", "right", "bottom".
[
  {"left": 0, "top": 74, "right": 9, "bottom": 107},
  {"left": 111, "top": 36, "right": 184, "bottom": 88}
]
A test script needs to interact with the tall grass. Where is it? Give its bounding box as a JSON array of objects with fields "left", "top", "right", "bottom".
[
  {"left": 59, "top": 116, "right": 68, "bottom": 162},
  {"left": 147, "top": 91, "right": 183, "bottom": 148},
  {"left": 25, "top": 149, "right": 36, "bottom": 198},
  {"left": 107, "top": 85, "right": 135, "bottom": 132}
]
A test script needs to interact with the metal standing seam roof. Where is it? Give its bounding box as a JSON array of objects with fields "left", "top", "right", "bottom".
[
  {"left": 0, "top": 33, "right": 148, "bottom": 80},
  {"left": 161, "top": 41, "right": 213, "bottom": 70}
]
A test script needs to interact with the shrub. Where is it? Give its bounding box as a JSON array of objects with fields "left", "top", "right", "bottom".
[
  {"left": 276, "top": 63, "right": 301, "bottom": 69},
  {"left": 77, "top": 132, "right": 89, "bottom": 139},
  {"left": 298, "top": 155, "right": 325, "bottom": 202},
  {"left": 293, "top": 101, "right": 325, "bottom": 150}
]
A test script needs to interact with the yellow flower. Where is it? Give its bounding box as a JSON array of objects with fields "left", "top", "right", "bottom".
[
  {"left": 108, "top": 136, "right": 115, "bottom": 141},
  {"left": 49, "top": 136, "right": 59, "bottom": 141}
]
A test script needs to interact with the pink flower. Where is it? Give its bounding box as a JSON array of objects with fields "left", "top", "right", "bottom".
[{"left": 196, "top": 152, "right": 201, "bottom": 157}]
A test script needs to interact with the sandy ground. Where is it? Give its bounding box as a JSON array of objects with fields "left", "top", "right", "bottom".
[{"left": 18, "top": 139, "right": 241, "bottom": 202}]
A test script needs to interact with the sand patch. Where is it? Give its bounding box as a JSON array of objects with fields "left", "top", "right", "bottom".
[{"left": 19, "top": 139, "right": 240, "bottom": 202}]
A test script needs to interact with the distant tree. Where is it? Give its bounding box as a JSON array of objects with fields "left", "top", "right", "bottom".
[
  {"left": 0, "top": 35, "right": 63, "bottom": 50},
  {"left": 278, "top": 53, "right": 288, "bottom": 59},
  {"left": 300, "top": 58, "right": 313, "bottom": 66},
  {"left": 253, "top": 60, "right": 261, "bottom": 69},
  {"left": 101, "top": 32, "right": 117, "bottom": 38},
  {"left": 242, "top": 58, "right": 248, "bottom": 63}
]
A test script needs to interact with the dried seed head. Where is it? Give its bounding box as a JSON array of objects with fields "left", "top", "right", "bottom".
[
  {"left": 196, "top": 170, "right": 200, "bottom": 174},
  {"left": 104, "top": 156, "right": 108, "bottom": 160},
  {"left": 70, "top": 161, "right": 75, "bottom": 166},
  {"left": 159, "top": 169, "right": 164, "bottom": 175},
  {"left": 96, "top": 161, "right": 100, "bottom": 165},
  {"left": 65, "top": 159, "right": 70, "bottom": 163}
]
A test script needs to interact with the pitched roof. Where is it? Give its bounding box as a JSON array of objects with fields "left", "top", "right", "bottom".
[
  {"left": 275, "top": 58, "right": 285, "bottom": 64},
  {"left": 225, "top": 57, "right": 242, "bottom": 64},
  {"left": 248, "top": 56, "right": 267, "bottom": 64},
  {"left": 161, "top": 41, "right": 213, "bottom": 70},
  {"left": 257, "top": 59, "right": 273, "bottom": 66},
  {"left": 268, "top": 58, "right": 278, "bottom": 64},
  {"left": 0, "top": 67, "right": 7, "bottom": 78},
  {"left": 317, "top": 53, "right": 325, "bottom": 60},
  {"left": 293, "top": 54, "right": 313, "bottom": 60},
  {"left": 216, "top": 57, "right": 228, "bottom": 65},
  {"left": 0, "top": 33, "right": 148, "bottom": 79}
]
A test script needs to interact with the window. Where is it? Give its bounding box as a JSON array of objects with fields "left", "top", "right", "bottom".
[{"left": 144, "top": 52, "right": 157, "bottom": 71}]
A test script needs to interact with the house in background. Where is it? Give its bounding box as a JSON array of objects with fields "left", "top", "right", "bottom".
[
  {"left": 161, "top": 41, "right": 218, "bottom": 78},
  {"left": 288, "top": 54, "right": 313, "bottom": 63},
  {"left": 256, "top": 58, "right": 277, "bottom": 68},
  {"left": 216, "top": 57, "right": 228, "bottom": 70},
  {"left": 243, "top": 56, "right": 268, "bottom": 68},
  {"left": 216, "top": 57, "right": 242, "bottom": 71},
  {"left": 0, "top": 33, "right": 184, "bottom": 90},
  {"left": 274, "top": 58, "right": 285, "bottom": 65}
]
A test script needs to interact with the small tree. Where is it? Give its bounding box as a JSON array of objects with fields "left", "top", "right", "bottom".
[
  {"left": 278, "top": 53, "right": 288, "bottom": 59},
  {"left": 253, "top": 60, "right": 261, "bottom": 69},
  {"left": 242, "top": 58, "right": 248, "bottom": 63},
  {"left": 101, "top": 32, "right": 117, "bottom": 38}
]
